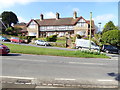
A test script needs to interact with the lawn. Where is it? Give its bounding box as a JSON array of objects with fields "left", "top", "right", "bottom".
[{"left": 3, "top": 43, "right": 109, "bottom": 58}]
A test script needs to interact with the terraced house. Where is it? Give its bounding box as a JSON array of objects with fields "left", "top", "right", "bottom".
[{"left": 26, "top": 12, "right": 96, "bottom": 38}]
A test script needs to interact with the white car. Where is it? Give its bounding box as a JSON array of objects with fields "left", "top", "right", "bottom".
[{"left": 35, "top": 40, "right": 50, "bottom": 46}]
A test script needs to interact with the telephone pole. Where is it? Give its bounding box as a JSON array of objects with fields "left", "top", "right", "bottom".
[{"left": 89, "top": 12, "right": 92, "bottom": 50}]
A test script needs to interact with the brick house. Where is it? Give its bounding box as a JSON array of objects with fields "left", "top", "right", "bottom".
[{"left": 26, "top": 12, "right": 96, "bottom": 38}]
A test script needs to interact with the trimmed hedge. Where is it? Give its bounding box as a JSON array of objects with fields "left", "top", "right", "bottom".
[
  {"left": 46, "top": 35, "right": 57, "bottom": 42},
  {"left": 102, "top": 30, "right": 120, "bottom": 46}
]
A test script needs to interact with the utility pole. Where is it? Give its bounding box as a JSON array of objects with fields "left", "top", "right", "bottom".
[
  {"left": 98, "top": 22, "right": 101, "bottom": 33},
  {"left": 89, "top": 12, "right": 92, "bottom": 50}
]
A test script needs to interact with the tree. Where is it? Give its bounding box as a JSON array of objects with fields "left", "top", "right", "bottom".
[
  {"left": 102, "top": 21, "right": 117, "bottom": 34},
  {"left": 1, "top": 11, "right": 18, "bottom": 27},
  {"left": 102, "top": 30, "right": 120, "bottom": 46}
]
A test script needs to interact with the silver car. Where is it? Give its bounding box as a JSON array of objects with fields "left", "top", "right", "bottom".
[{"left": 35, "top": 40, "right": 50, "bottom": 46}]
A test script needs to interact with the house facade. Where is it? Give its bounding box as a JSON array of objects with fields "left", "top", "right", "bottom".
[{"left": 26, "top": 12, "right": 96, "bottom": 38}]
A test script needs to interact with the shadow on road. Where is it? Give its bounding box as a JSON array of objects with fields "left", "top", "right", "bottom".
[
  {"left": 2, "top": 53, "right": 21, "bottom": 56},
  {"left": 107, "top": 72, "right": 120, "bottom": 81}
]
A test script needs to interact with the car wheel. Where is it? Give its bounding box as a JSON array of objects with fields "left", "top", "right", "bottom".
[
  {"left": 118, "top": 50, "right": 120, "bottom": 55},
  {"left": 106, "top": 50, "right": 109, "bottom": 53},
  {"left": 36, "top": 43, "right": 38, "bottom": 45},
  {"left": 45, "top": 44, "right": 47, "bottom": 46},
  {"left": 78, "top": 47, "right": 82, "bottom": 50}
]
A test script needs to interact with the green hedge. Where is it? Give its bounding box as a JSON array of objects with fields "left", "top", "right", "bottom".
[
  {"left": 102, "top": 30, "right": 120, "bottom": 46},
  {"left": 46, "top": 35, "right": 57, "bottom": 42}
]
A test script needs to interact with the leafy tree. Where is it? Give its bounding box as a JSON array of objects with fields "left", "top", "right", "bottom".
[
  {"left": 1, "top": 11, "right": 18, "bottom": 27},
  {"left": 5, "top": 27, "right": 14, "bottom": 35},
  {"left": 102, "top": 30, "right": 120, "bottom": 46},
  {"left": 102, "top": 21, "right": 117, "bottom": 34}
]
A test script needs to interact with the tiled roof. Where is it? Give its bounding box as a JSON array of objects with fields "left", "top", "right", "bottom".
[
  {"left": 35, "top": 17, "right": 79, "bottom": 26},
  {"left": 26, "top": 16, "right": 94, "bottom": 27}
]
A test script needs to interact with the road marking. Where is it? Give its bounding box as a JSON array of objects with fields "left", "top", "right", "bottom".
[
  {"left": 55, "top": 78, "right": 76, "bottom": 81},
  {"left": 69, "top": 62, "right": 104, "bottom": 65},
  {"left": 3, "top": 58, "right": 47, "bottom": 62},
  {"left": 0, "top": 76, "right": 35, "bottom": 80},
  {"left": 97, "top": 79, "right": 114, "bottom": 82}
]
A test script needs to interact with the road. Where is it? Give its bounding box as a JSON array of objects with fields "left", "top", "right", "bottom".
[{"left": 1, "top": 53, "right": 119, "bottom": 88}]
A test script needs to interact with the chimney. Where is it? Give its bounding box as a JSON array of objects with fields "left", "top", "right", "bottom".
[
  {"left": 73, "top": 11, "right": 77, "bottom": 19},
  {"left": 56, "top": 12, "right": 60, "bottom": 20},
  {"left": 40, "top": 14, "right": 44, "bottom": 21}
]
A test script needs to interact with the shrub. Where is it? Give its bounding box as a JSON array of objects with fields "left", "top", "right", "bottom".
[
  {"left": 46, "top": 35, "right": 57, "bottom": 42},
  {"left": 50, "top": 42, "right": 66, "bottom": 47},
  {"left": 102, "top": 30, "right": 120, "bottom": 46},
  {"left": 76, "top": 34, "right": 82, "bottom": 39}
]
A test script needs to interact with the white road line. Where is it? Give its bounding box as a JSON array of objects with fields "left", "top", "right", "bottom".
[
  {"left": 69, "top": 62, "right": 104, "bottom": 65},
  {"left": 3, "top": 58, "right": 47, "bottom": 62},
  {"left": 55, "top": 78, "right": 76, "bottom": 81},
  {"left": 97, "top": 79, "right": 115, "bottom": 82},
  {"left": 0, "top": 76, "right": 36, "bottom": 80}
]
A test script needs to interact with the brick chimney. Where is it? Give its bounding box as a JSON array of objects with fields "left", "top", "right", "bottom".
[
  {"left": 40, "top": 14, "right": 44, "bottom": 21},
  {"left": 73, "top": 11, "right": 77, "bottom": 19},
  {"left": 56, "top": 12, "right": 60, "bottom": 20}
]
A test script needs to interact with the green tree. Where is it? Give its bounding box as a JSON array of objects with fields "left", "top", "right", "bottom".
[
  {"left": 102, "top": 30, "right": 120, "bottom": 46},
  {"left": 1, "top": 11, "right": 18, "bottom": 27},
  {"left": 102, "top": 21, "right": 117, "bottom": 34}
]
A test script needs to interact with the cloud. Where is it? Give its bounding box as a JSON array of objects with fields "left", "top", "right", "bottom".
[
  {"left": 44, "top": 12, "right": 56, "bottom": 19},
  {"left": 72, "top": 8, "right": 80, "bottom": 12},
  {"left": 93, "top": 14, "right": 117, "bottom": 30},
  {"left": 93, "top": 14, "right": 116, "bottom": 22},
  {"left": 0, "top": 0, "right": 37, "bottom": 9}
]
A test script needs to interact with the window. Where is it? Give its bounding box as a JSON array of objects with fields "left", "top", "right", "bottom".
[{"left": 76, "top": 22, "right": 85, "bottom": 27}]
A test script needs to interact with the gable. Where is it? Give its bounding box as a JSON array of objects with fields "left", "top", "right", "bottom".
[
  {"left": 26, "top": 19, "right": 39, "bottom": 27},
  {"left": 75, "top": 18, "right": 88, "bottom": 27},
  {"left": 28, "top": 20, "right": 38, "bottom": 29},
  {"left": 77, "top": 18, "right": 86, "bottom": 23}
]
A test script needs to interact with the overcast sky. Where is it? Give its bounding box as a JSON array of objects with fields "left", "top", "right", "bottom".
[{"left": 0, "top": 0, "right": 119, "bottom": 31}]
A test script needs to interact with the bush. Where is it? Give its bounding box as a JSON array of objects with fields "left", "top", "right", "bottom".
[
  {"left": 80, "top": 50, "right": 101, "bottom": 55},
  {"left": 102, "top": 30, "right": 120, "bottom": 46},
  {"left": 76, "top": 34, "right": 82, "bottom": 39},
  {"left": 50, "top": 42, "right": 66, "bottom": 47},
  {"left": 46, "top": 35, "right": 57, "bottom": 42}
]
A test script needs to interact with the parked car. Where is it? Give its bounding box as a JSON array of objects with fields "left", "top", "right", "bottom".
[
  {"left": 75, "top": 38, "right": 100, "bottom": 50},
  {"left": 10, "top": 37, "right": 24, "bottom": 43},
  {"left": 35, "top": 40, "right": 50, "bottom": 46},
  {"left": 0, "top": 44, "right": 10, "bottom": 55},
  {"left": 0, "top": 36, "right": 10, "bottom": 42},
  {"left": 101, "top": 45, "right": 120, "bottom": 54}
]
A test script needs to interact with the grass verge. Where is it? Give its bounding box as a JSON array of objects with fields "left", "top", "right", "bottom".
[{"left": 3, "top": 43, "right": 109, "bottom": 58}]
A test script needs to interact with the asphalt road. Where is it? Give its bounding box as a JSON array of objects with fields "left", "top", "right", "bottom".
[{"left": 1, "top": 53, "right": 118, "bottom": 88}]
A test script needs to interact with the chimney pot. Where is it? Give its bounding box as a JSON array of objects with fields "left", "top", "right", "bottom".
[
  {"left": 73, "top": 11, "right": 77, "bottom": 19},
  {"left": 40, "top": 14, "right": 43, "bottom": 21},
  {"left": 56, "top": 12, "right": 60, "bottom": 20}
]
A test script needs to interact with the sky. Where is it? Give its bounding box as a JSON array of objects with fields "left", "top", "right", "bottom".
[{"left": 0, "top": 0, "right": 119, "bottom": 31}]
